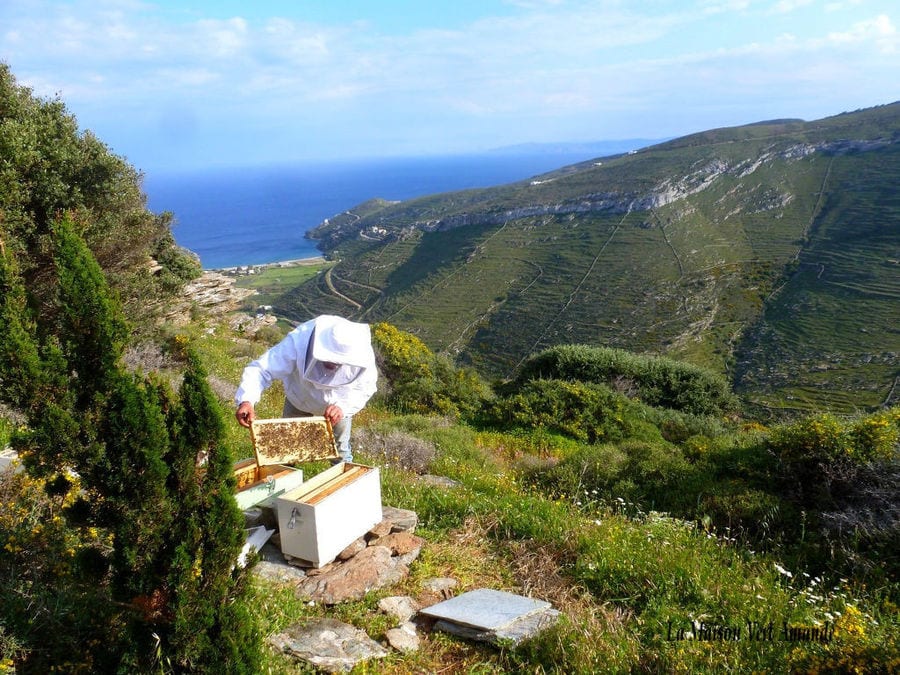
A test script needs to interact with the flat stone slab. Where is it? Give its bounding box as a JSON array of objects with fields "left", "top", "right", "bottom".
[
  {"left": 420, "top": 588, "right": 551, "bottom": 630},
  {"left": 420, "top": 588, "right": 560, "bottom": 646},
  {"left": 253, "top": 559, "right": 308, "bottom": 584},
  {"left": 268, "top": 617, "right": 387, "bottom": 673},
  {"left": 0, "top": 448, "right": 20, "bottom": 472},
  {"left": 433, "top": 607, "right": 561, "bottom": 646}
]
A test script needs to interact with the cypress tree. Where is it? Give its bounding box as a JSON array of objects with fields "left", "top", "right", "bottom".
[
  {"left": 0, "top": 235, "right": 42, "bottom": 408},
  {"left": 52, "top": 217, "right": 128, "bottom": 402},
  {"left": 1, "top": 218, "right": 261, "bottom": 671},
  {"left": 0, "top": 230, "right": 81, "bottom": 481},
  {"left": 164, "top": 350, "right": 262, "bottom": 672}
]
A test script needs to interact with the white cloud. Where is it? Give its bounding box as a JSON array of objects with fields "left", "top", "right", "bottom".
[
  {"left": 825, "top": 0, "right": 863, "bottom": 11},
  {"left": 156, "top": 67, "right": 219, "bottom": 88},
  {"left": 700, "top": 0, "right": 752, "bottom": 15},
  {"left": 502, "top": 0, "right": 565, "bottom": 8},
  {"left": 2, "top": 0, "right": 897, "bottom": 166},
  {"left": 827, "top": 14, "right": 897, "bottom": 53},
  {"left": 195, "top": 17, "right": 248, "bottom": 58},
  {"left": 769, "top": 0, "right": 814, "bottom": 14}
]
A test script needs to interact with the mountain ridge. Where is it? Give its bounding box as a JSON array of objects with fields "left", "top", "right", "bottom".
[{"left": 289, "top": 102, "right": 900, "bottom": 415}]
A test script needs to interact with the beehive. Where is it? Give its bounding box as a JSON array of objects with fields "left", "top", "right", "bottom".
[
  {"left": 232, "top": 458, "right": 305, "bottom": 510},
  {"left": 250, "top": 416, "right": 338, "bottom": 465},
  {"left": 276, "top": 462, "right": 382, "bottom": 567}
]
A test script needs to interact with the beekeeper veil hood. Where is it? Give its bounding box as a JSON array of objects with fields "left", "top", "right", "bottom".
[{"left": 310, "top": 315, "right": 373, "bottom": 368}]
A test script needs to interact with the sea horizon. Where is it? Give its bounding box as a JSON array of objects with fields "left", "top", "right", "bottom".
[{"left": 142, "top": 150, "right": 641, "bottom": 270}]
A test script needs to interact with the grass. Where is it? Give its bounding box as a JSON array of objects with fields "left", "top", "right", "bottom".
[
  {"left": 735, "top": 145, "right": 900, "bottom": 413},
  {"left": 187, "top": 363, "right": 893, "bottom": 675},
  {"left": 241, "top": 413, "right": 898, "bottom": 673},
  {"left": 0, "top": 416, "right": 12, "bottom": 451},
  {"left": 231, "top": 260, "right": 331, "bottom": 310},
  {"left": 3, "top": 313, "right": 897, "bottom": 673}
]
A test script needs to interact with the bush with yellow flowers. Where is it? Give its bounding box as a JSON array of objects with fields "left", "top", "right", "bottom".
[
  {"left": 372, "top": 322, "right": 491, "bottom": 417},
  {"left": 769, "top": 408, "right": 898, "bottom": 468},
  {"left": 0, "top": 465, "right": 116, "bottom": 672},
  {"left": 768, "top": 407, "right": 899, "bottom": 507}
]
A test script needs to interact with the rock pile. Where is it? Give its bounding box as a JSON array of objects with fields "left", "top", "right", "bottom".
[
  {"left": 252, "top": 507, "right": 560, "bottom": 671},
  {"left": 161, "top": 271, "right": 256, "bottom": 325},
  {"left": 252, "top": 506, "right": 423, "bottom": 605},
  {"left": 258, "top": 506, "right": 427, "bottom": 671}
]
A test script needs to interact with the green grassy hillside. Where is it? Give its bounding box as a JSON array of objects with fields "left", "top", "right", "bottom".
[
  {"left": 3, "top": 60, "right": 897, "bottom": 673},
  {"left": 283, "top": 103, "right": 900, "bottom": 414},
  {"left": 735, "top": 143, "right": 900, "bottom": 413}
]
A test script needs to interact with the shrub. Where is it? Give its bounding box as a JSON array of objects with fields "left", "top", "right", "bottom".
[
  {"left": 698, "top": 483, "right": 788, "bottom": 541},
  {"left": 615, "top": 440, "right": 694, "bottom": 510},
  {"left": 0, "top": 467, "right": 123, "bottom": 673},
  {"left": 846, "top": 408, "right": 899, "bottom": 463},
  {"left": 522, "top": 442, "right": 628, "bottom": 502},
  {"left": 764, "top": 408, "right": 900, "bottom": 575},
  {"left": 353, "top": 426, "right": 437, "bottom": 474},
  {"left": 643, "top": 407, "right": 729, "bottom": 443},
  {"left": 0, "top": 64, "right": 192, "bottom": 324},
  {"left": 512, "top": 344, "right": 739, "bottom": 416},
  {"left": 253, "top": 323, "right": 285, "bottom": 346},
  {"left": 488, "top": 379, "right": 636, "bottom": 443},
  {"left": 770, "top": 408, "right": 899, "bottom": 466},
  {"left": 371, "top": 322, "right": 491, "bottom": 418},
  {"left": 769, "top": 413, "right": 848, "bottom": 465},
  {"left": 0, "top": 218, "right": 261, "bottom": 671}
]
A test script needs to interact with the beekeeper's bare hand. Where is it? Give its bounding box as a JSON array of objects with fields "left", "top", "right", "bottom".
[
  {"left": 324, "top": 404, "right": 344, "bottom": 426},
  {"left": 236, "top": 401, "right": 256, "bottom": 428}
]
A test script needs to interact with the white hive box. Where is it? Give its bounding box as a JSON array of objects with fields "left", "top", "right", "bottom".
[{"left": 276, "top": 462, "right": 382, "bottom": 567}]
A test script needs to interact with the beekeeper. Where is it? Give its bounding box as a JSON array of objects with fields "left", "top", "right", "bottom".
[{"left": 235, "top": 314, "right": 378, "bottom": 462}]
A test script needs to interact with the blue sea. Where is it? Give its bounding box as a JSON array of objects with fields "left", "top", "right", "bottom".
[{"left": 142, "top": 153, "right": 603, "bottom": 270}]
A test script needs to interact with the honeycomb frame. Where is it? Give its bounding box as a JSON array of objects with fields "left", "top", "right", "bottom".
[{"left": 250, "top": 416, "right": 338, "bottom": 464}]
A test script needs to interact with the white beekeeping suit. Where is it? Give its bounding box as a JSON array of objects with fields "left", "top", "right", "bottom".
[{"left": 235, "top": 315, "right": 378, "bottom": 461}]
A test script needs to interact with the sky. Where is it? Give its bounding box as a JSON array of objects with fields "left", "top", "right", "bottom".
[{"left": 1, "top": 0, "right": 897, "bottom": 172}]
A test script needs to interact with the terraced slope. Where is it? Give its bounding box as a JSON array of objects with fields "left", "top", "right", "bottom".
[{"left": 279, "top": 103, "right": 900, "bottom": 414}]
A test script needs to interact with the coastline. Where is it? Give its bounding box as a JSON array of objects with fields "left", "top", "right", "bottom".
[{"left": 212, "top": 255, "right": 327, "bottom": 274}]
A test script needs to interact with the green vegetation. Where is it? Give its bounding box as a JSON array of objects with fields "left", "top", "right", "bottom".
[
  {"left": 291, "top": 103, "right": 900, "bottom": 415},
  {"left": 218, "top": 325, "right": 898, "bottom": 673},
  {"left": 0, "top": 62, "right": 897, "bottom": 672},
  {"left": 735, "top": 142, "right": 900, "bottom": 414},
  {"left": 0, "top": 218, "right": 261, "bottom": 672},
  {"left": 0, "top": 64, "right": 200, "bottom": 328},
  {"left": 232, "top": 260, "right": 329, "bottom": 309},
  {"left": 510, "top": 344, "right": 739, "bottom": 416},
  {"left": 372, "top": 321, "right": 492, "bottom": 418}
]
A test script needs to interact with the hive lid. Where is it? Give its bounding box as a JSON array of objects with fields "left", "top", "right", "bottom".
[{"left": 250, "top": 416, "right": 338, "bottom": 465}]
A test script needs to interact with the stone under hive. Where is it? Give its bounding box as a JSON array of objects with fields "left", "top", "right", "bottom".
[{"left": 250, "top": 416, "right": 339, "bottom": 464}]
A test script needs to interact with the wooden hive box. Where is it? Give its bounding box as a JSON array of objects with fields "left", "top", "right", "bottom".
[
  {"left": 276, "top": 462, "right": 382, "bottom": 567},
  {"left": 232, "top": 458, "right": 305, "bottom": 511}
]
